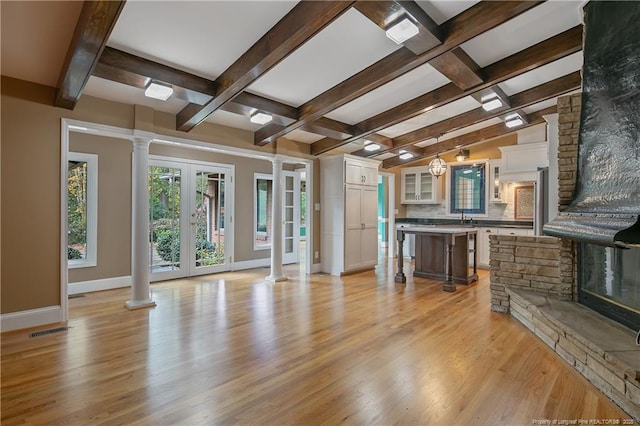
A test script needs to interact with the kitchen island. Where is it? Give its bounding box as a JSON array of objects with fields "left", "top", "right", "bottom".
[{"left": 395, "top": 226, "right": 478, "bottom": 292}]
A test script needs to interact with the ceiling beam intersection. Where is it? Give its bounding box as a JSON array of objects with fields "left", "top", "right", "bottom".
[{"left": 254, "top": 1, "right": 544, "bottom": 146}]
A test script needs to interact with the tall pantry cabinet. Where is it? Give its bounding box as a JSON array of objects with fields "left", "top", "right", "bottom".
[{"left": 321, "top": 155, "right": 380, "bottom": 275}]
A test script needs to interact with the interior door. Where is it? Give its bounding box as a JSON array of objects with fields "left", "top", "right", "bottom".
[
  {"left": 190, "top": 166, "right": 231, "bottom": 276},
  {"left": 282, "top": 171, "right": 300, "bottom": 264}
]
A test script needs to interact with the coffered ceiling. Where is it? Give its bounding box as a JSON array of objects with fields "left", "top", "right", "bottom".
[{"left": 1, "top": 1, "right": 585, "bottom": 168}]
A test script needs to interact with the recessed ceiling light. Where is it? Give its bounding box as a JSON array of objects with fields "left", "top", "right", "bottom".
[
  {"left": 250, "top": 111, "right": 273, "bottom": 125},
  {"left": 386, "top": 17, "right": 419, "bottom": 44},
  {"left": 364, "top": 142, "right": 380, "bottom": 152},
  {"left": 481, "top": 94, "right": 503, "bottom": 111},
  {"left": 399, "top": 152, "right": 414, "bottom": 160},
  {"left": 144, "top": 82, "right": 173, "bottom": 101},
  {"left": 504, "top": 113, "right": 524, "bottom": 128}
]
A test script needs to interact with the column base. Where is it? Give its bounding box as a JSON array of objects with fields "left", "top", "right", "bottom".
[
  {"left": 124, "top": 299, "right": 157, "bottom": 310},
  {"left": 266, "top": 275, "right": 288, "bottom": 282}
]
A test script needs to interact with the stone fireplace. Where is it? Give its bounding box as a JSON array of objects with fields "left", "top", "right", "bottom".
[{"left": 490, "top": 2, "right": 640, "bottom": 420}]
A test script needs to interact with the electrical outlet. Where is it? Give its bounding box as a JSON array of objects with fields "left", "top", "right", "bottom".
[{"left": 314, "top": 251, "right": 319, "bottom": 259}]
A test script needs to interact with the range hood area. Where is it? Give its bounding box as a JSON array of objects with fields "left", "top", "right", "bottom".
[
  {"left": 498, "top": 141, "right": 548, "bottom": 183},
  {"left": 543, "top": 2, "right": 640, "bottom": 248}
]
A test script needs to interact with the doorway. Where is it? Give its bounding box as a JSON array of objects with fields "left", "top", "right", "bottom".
[{"left": 149, "top": 158, "right": 233, "bottom": 281}]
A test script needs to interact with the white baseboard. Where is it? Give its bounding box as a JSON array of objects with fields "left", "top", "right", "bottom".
[
  {"left": 231, "top": 258, "right": 270, "bottom": 271},
  {"left": 1, "top": 306, "right": 63, "bottom": 332},
  {"left": 68, "top": 276, "right": 131, "bottom": 295}
]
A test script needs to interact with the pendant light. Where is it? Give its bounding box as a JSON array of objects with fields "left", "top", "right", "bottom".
[{"left": 428, "top": 135, "right": 447, "bottom": 178}]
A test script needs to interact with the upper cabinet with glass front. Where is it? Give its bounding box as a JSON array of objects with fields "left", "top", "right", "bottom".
[
  {"left": 489, "top": 159, "right": 505, "bottom": 203},
  {"left": 401, "top": 166, "right": 440, "bottom": 204}
]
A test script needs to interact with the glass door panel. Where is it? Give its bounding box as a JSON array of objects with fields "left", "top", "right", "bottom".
[
  {"left": 282, "top": 172, "right": 299, "bottom": 264},
  {"left": 149, "top": 164, "right": 185, "bottom": 281},
  {"left": 192, "top": 167, "right": 229, "bottom": 275}
]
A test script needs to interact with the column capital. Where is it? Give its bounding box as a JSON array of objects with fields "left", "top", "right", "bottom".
[
  {"left": 132, "top": 130, "right": 155, "bottom": 148},
  {"left": 271, "top": 155, "right": 285, "bottom": 167}
]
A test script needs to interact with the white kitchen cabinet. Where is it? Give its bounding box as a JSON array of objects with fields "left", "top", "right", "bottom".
[
  {"left": 345, "top": 158, "right": 378, "bottom": 186},
  {"left": 477, "top": 227, "right": 497, "bottom": 268},
  {"left": 401, "top": 166, "right": 440, "bottom": 204},
  {"left": 499, "top": 227, "right": 534, "bottom": 237},
  {"left": 498, "top": 142, "right": 548, "bottom": 182},
  {"left": 321, "top": 154, "right": 380, "bottom": 275},
  {"left": 489, "top": 159, "right": 505, "bottom": 203}
]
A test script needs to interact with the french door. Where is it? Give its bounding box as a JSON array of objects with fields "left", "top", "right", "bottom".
[{"left": 149, "top": 158, "right": 233, "bottom": 281}]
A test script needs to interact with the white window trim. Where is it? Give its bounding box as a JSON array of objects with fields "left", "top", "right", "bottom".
[
  {"left": 68, "top": 152, "right": 98, "bottom": 269},
  {"left": 254, "top": 173, "right": 273, "bottom": 250}
]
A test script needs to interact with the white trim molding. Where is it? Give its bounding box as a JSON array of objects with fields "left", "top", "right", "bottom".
[
  {"left": 1, "top": 306, "right": 63, "bottom": 332},
  {"left": 68, "top": 276, "right": 132, "bottom": 295},
  {"left": 231, "top": 258, "right": 270, "bottom": 271}
]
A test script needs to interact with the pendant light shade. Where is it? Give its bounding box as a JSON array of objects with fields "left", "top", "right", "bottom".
[{"left": 428, "top": 153, "right": 447, "bottom": 178}]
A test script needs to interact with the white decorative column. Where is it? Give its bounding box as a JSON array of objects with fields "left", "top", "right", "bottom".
[
  {"left": 126, "top": 135, "right": 157, "bottom": 310},
  {"left": 266, "top": 157, "right": 287, "bottom": 282},
  {"left": 544, "top": 113, "right": 560, "bottom": 222}
]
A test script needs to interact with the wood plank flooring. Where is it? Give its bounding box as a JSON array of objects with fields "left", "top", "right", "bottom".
[{"left": 1, "top": 260, "right": 632, "bottom": 425}]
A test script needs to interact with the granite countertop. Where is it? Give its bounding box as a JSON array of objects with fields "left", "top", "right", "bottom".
[{"left": 396, "top": 217, "right": 534, "bottom": 229}]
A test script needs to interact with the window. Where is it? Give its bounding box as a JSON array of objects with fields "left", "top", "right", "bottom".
[
  {"left": 67, "top": 152, "right": 97, "bottom": 268},
  {"left": 254, "top": 173, "right": 273, "bottom": 249},
  {"left": 449, "top": 163, "right": 486, "bottom": 215}
]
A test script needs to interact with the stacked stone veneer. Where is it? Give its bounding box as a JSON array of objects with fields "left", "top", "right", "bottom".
[
  {"left": 557, "top": 93, "right": 581, "bottom": 212},
  {"left": 489, "top": 93, "right": 640, "bottom": 421},
  {"left": 489, "top": 235, "right": 574, "bottom": 313}
]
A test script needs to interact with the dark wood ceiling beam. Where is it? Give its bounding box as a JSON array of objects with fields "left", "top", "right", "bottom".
[
  {"left": 94, "top": 46, "right": 217, "bottom": 105},
  {"left": 222, "top": 92, "right": 298, "bottom": 126},
  {"left": 299, "top": 117, "right": 357, "bottom": 140},
  {"left": 316, "top": 24, "right": 582, "bottom": 154},
  {"left": 382, "top": 106, "right": 556, "bottom": 168},
  {"left": 55, "top": 1, "right": 126, "bottom": 109},
  {"left": 176, "top": 1, "right": 354, "bottom": 132},
  {"left": 354, "top": 1, "right": 443, "bottom": 55},
  {"left": 375, "top": 70, "right": 580, "bottom": 154},
  {"left": 255, "top": 1, "right": 542, "bottom": 146},
  {"left": 429, "top": 47, "right": 484, "bottom": 90}
]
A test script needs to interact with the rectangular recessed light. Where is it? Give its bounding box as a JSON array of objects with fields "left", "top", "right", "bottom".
[
  {"left": 144, "top": 82, "right": 173, "bottom": 101},
  {"left": 481, "top": 95, "right": 503, "bottom": 111},
  {"left": 504, "top": 113, "right": 524, "bottom": 128},
  {"left": 399, "top": 152, "right": 414, "bottom": 160},
  {"left": 250, "top": 111, "right": 273, "bottom": 125},
  {"left": 386, "top": 17, "right": 419, "bottom": 44},
  {"left": 364, "top": 142, "right": 380, "bottom": 152}
]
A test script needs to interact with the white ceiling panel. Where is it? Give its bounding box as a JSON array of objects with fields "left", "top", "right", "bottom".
[
  {"left": 461, "top": 1, "right": 583, "bottom": 68},
  {"left": 379, "top": 96, "right": 481, "bottom": 138},
  {"left": 108, "top": 1, "right": 299, "bottom": 79},
  {"left": 522, "top": 98, "right": 559, "bottom": 115},
  {"left": 286, "top": 129, "right": 324, "bottom": 144},
  {"left": 246, "top": 8, "right": 400, "bottom": 107},
  {"left": 437, "top": 117, "right": 503, "bottom": 142},
  {"left": 416, "top": 1, "right": 481, "bottom": 25},
  {"left": 498, "top": 52, "right": 583, "bottom": 96},
  {"left": 205, "top": 110, "right": 263, "bottom": 132},
  {"left": 83, "top": 76, "right": 188, "bottom": 114},
  {"left": 325, "top": 63, "right": 449, "bottom": 125}
]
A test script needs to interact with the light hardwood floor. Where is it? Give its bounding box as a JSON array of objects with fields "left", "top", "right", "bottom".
[{"left": 1, "top": 259, "right": 632, "bottom": 425}]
